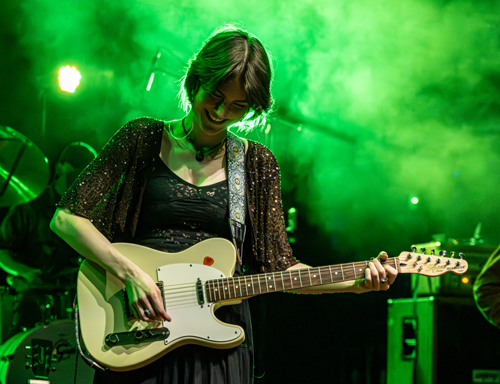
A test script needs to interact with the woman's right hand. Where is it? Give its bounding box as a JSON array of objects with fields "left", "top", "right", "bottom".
[
  {"left": 124, "top": 269, "right": 171, "bottom": 322},
  {"left": 50, "top": 209, "right": 172, "bottom": 322}
]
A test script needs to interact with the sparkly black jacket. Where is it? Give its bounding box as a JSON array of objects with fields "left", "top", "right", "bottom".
[{"left": 58, "top": 117, "right": 296, "bottom": 272}]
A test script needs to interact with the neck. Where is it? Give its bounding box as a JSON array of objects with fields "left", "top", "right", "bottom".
[{"left": 182, "top": 116, "right": 227, "bottom": 151}]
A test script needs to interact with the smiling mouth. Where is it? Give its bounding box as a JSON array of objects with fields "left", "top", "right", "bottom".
[{"left": 206, "top": 110, "right": 225, "bottom": 124}]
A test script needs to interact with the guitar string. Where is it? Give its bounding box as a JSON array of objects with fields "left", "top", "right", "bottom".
[
  {"left": 157, "top": 259, "right": 387, "bottom": 293},
  {"left": 157, "top": 258, "right": 401, "bottom": 294}
]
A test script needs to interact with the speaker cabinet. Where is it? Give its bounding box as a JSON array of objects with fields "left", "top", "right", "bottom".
[{"left": 387, "top": 297, "right": 500, "bottom": 384}]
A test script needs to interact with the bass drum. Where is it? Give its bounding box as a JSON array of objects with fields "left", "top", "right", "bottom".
[{"left": 0, "top": 320, "right": 77, "bottom": 384}]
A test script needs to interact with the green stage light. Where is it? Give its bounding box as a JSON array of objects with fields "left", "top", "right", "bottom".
[
  {"left": 58, "top": 65, "right": 81, "bottom": 93},
  {"left": 411, "top": 197, "right": 419, "bottom": 204}
]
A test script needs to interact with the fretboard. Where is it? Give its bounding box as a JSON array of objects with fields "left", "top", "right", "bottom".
[{"left": 205, "top": 258, "right": 399, "bottom": 302}]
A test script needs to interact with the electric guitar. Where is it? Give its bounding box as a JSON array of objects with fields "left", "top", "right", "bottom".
[{"left": 77, "top": 238, "right": 468, "bottom": 371}]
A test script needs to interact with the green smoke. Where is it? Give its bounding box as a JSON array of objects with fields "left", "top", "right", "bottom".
[{"left": 5, "top": 0, "right": 500, "bottom": 260}]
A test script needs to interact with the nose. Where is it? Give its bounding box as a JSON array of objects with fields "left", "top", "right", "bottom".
[{"left": 214, "top": 101, "right": 228, "bottom": 118}]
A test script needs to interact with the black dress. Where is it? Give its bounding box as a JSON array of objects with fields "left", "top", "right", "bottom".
[{"left": 93, "top": 158, "right": 254, "bottom": 384}]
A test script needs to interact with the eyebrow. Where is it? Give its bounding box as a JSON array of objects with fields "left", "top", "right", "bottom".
[{"left": 214, "top": 89, "right": 248, "bottom": 103}]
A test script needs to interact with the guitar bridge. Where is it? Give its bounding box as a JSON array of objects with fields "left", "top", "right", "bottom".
[{"left": 105, "top": 327, "right": 170, "bottom": 347}]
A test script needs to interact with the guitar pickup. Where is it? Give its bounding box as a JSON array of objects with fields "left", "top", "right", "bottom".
[{"left": 105, "top": 327, "right": 170, "bottom": 347}]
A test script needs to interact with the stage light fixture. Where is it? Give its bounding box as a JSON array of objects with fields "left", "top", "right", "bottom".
[{"left": 58, "top": 65, "right": 81, "bottom": 93}]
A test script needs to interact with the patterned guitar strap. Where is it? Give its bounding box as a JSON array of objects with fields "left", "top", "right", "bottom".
[{"left": 227, "top": 132, "right": 246, "bottom": 266}]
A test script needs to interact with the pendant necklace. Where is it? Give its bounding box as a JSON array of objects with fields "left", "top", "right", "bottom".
[{"left": 182, "top": 118, "right": 226, "bottom": 162}]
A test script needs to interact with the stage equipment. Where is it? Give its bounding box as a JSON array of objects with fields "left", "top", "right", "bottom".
[
  {"left": 0, "top": 320, "right": 77, "bottom": 383},
  {"left": 387, "top": 296, "right": 500, "bottom": 384},
  {"left": 58, "top": 65, "right": 81, "bottom": 93},
  {"left": 0, "top": 126, "right": 49, "bottom": 207}
]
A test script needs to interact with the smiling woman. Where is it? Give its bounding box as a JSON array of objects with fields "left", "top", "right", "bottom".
[
  {"left": 50, "top": 24, "right": 396, "bottom": 384},
  {"left": 179, "top": 25, "right": 274, "bottom": 131}
]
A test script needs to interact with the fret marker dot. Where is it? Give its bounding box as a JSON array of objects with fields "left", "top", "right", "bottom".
[
  {"left": 270, "top": 285, "right": 273, "bottom": 288},
  {"left": 248, "top": 284, "right": 251, "bottom": 287},
  {"left": 236, "top": 286, "right": 239, "bottom": 289},
  {"left": 335, "top": 272, "right": 338, "bottom": 275},
  {"left": 294, "top": 278, "right": 297, "bottom": 280},
  {"left": 225, "top": 288, "right": 227, "bottom": 290},
  {"left": 313, "top": 275, "right": 317, "bottom": 278}
]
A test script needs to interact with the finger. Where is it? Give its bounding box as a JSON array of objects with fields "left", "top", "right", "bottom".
[
  {"left": 372, "top": 258, "right": 387, "bottom": 282},
  {"left": 149, "top": 288, "right": 171, "bottom": 322},
  {"left": 364, "top": 265, "right": 373, "bottom": 290},
  {"left": 369, "top": 261, "right": 381, "bottom": 291},
  {"left": 384, "top": 264, "right": 398, "bottom": 285},
  {"left": 377, "top": 251, "right": 388, "bottom": 261}
]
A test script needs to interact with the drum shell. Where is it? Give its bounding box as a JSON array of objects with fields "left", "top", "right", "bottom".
[{"left": 0, "top": 320, "right": 77, "bottom": 384}]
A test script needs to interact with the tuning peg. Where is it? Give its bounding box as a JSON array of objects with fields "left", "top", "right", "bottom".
[
  {"left": 412, "top": 246, "right": 417, "bottom": 253},
  {"left": 451, "top": 251, "right": 455, "bottom": 258},
  {"left": 439, "top": 250, "right": 447, "bottom": 256},
  {"left": 420, "top": 247, "right": 426, "bottom": 254},
  {"left": 459, "top": 252, "right": 464, "bottom": 260},
  {"left": 426, "top": 256, "right": 432, "bottom": 262},
  {"left": 431, "top": 249, "right": 435, "bottom": 255}
]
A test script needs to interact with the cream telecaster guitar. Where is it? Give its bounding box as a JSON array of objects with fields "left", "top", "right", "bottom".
[{"left": 77, "top": 238, "right": 468, "bottom": 371}]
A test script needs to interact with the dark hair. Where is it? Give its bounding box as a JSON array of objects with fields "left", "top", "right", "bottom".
[{"left": 179, "top": 25, "right": 274, "bottom": 130}]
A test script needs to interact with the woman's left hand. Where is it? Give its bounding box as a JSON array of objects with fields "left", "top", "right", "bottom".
[{"left": 356, "top": 251, "right": 398, "bottom": 292}]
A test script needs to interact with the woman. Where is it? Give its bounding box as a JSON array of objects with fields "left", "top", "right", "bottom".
[{"left": 51, "top": 25, "right": 397, "bottom": 383}]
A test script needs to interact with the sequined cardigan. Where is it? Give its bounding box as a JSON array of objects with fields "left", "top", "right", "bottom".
[{"left": 57, "top": 117, "right": 296, "bottom": 272}]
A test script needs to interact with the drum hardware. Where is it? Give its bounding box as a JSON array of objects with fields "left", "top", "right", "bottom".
[{"left": 0, "top": 126, "right": 50, "bottom": 207}]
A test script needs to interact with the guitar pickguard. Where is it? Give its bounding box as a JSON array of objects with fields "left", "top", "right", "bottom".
[{"left": 157, "top": 263, "right": 243, "bottom": 345}]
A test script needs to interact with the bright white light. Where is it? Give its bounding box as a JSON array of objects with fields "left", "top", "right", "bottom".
[{"left": 58, "top": 66, "right": 81, "bottom": 93}]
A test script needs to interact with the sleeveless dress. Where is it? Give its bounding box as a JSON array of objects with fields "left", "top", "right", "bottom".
[{"left": 93, "top": 157, "right": 254, "bottom": 384}]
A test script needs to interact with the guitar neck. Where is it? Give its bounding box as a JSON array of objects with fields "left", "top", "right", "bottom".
[{"left": 205, "top": 258, "right": 400, "bottom": 302}]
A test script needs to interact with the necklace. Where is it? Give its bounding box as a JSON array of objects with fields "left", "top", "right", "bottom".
[
  {"left": 166, "top": 117, "right": 193, "bottom": 140},
  {"left": 182, "top": 118, "right": 227, "bottom": 162}
]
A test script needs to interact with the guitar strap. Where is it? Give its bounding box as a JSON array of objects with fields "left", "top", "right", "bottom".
[{"left": 226, "top": 133, "right": 246, "bottom": 266}]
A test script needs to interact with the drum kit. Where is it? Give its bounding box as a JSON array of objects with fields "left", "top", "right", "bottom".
[{"left": 0, "top": 126, "right": 83, "bottom": 383}]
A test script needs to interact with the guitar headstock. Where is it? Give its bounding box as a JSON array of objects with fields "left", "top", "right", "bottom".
[{"left": 396, "top": 248, "right": 468, "bottom": 276}]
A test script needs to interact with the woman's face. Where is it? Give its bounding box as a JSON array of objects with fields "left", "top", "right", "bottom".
[{"left": 190, "top": 76, "right": 249, "bottom": 137}]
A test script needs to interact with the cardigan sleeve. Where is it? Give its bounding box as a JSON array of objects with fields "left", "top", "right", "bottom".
[
  {"left": 56, "top": 117, "right": 163, "bottom": 241},
  {"left": 246, "top": 141, "right": 298, "bottom": 273}
]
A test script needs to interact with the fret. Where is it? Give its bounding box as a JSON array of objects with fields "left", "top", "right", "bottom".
[
  {"left": 298, "top": 269, "right": 303, "bottom": 287},
  {"left": 318, "top": 267, "right": 323, "bottom": 285},
  {"left": 328, "top": 265, "right": 333, "bottom": 283},
  {"left": 206, "top": 281, "right": 211, "bottom": 302},
  {"left": 232, "top": 277, "right": 237, "bottom": 298},
  {"left": 281, "top": 272, "right": 285, "bottom": 291},
  {"left": 289, "top": 270, "right": 294, "bottom": 289},
  {"left": 340, "top": 264, "right": 344, "bottom": 281},
  {"left": 257, "top": 275, "right": 262, "bottom": 294},
  {"left": 265, "top": 274, "right": 270, "bottom": 292},
  {"left": 215, "top": 279, "right": 221, "bottom": 301},
  {"left": 251, "top": 276, "right": 255, "bottom": 295},
  {"left": 243, "top": 276, "right": 249, "bottom": 297},
  {"left": 222, "top": 278, "right": 227, "bottom": 300},
  {"left": 356, "top": 263, "right": 364, "bottom": 280},
  {"left": 307, "top": 269, "right": 312, "bottom": 286},
  {"left": 272, "top": 273, "right": 277, "bottom": 291},
  {"left": 352, "top": 263, "right": 356, "bottom": 279}
]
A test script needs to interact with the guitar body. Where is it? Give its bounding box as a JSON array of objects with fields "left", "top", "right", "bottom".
[{"left": 77, "top": 238, "right": 244, "bottom": 372}]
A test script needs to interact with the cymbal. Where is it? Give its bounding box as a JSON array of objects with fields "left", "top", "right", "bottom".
[{"left": 0, "top": 126, "right": 49, "bottom": 207}]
